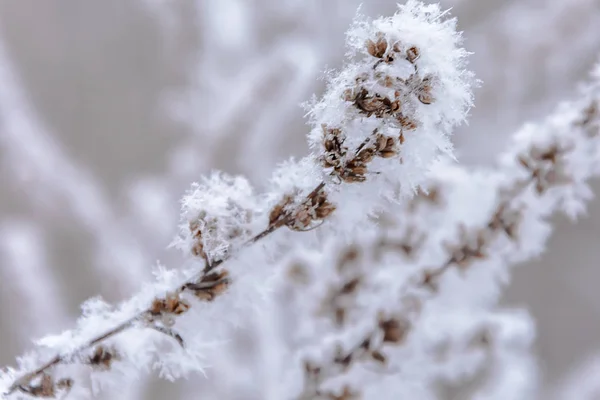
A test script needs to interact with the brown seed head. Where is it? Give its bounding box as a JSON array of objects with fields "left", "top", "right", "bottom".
[
  {"left": 379, "top": 317, "right": 409, "bottom": 344},
  {"left": 366, "top": 36, "right": 388, "bottom": 58},
  {"left": 406, "top": 46, "right": 420, "bottom": 63}
]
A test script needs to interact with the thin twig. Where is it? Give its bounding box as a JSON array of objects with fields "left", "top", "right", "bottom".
[{"left": 5, "top": 180, "right": 328, "bottom": 396}]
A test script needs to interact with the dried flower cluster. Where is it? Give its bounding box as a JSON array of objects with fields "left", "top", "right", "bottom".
[
  {"left": 276, "top": 63, "right": 600, "bottom": 399},
  {"left": 1, "top": 3, "right": 476, "bottom": 397},
  {"left": 13, "top": 375, "right": 73, "bottom": 399},
  {"left": 306, "top": 4, "right": 474, "bottom": 202},
  {"left": 178, "top": 173, "right": 256, "bottom": 266}
]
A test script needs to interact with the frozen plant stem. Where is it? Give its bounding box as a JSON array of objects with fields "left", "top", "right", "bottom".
[
  {"left": 290, "top": 67, "right": 600, "bottom": 398},
  {"left": 1, "top": 2, "right": 475, "bottom": 398},
  {"left": 5, "top": 181, "right": 328, "bottom": 395}
]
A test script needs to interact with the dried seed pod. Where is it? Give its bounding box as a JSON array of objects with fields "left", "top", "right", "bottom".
[
  {"left": 343, "top": 88, "right": 354, "bottom": 102},
  {"left": 372, "top": 134, "right": 396, "bottom": 158},
  {"left": 356, "top": 146, "right": 376, "bottom": 164},
  {"left": 406, "top": 46, "right": 420, "bottom": 63},
  {"left": 375, "top": 134, "right": 388, "bottom": 151},
  {"left": 269, "top": 194, "right": 295, "bottom": 226},
  {"left": 334, "top": 346, "right": 353, "bottom": 369},
  {"left": 398, "top": 114, "right": 418, "bottom": 130},
  {"left": 27, "top": 373, "right": 56, "bottom": 397},
  {"left": 366, "top": 36, "right": 388, "bottom": 58},
  {"left": 165, "top": 293, "right": 190, "bottom": 315},
  {"left": 287, "top": 262, "right": 311, "bottom": 285},
  {"left": 379, "top": 317, "right": 409, "bottom": 344},
  {"left": 339, "top": 168, "right": 368, "bottom": 183},
  {"left": 417, "top": 76, "right": 435, "bottom": 104},
  {"left": 354, "top": 89, "right": 380, "bottom": 114},
  {"left": 371, "top": 350, "right": 387, "bottom": 364},
  {"left": 185, "top": 270, "right": 230, "bottom": 301},
  {"left": 339, "top": 277, "right": 361, "bottom": 295},
  {"left": 150, "top": 292, "right": 190, "bottom": 317},
  {"left": 336, "top": 247, "right": 360, "bottom": 272},
  {"left": 379, "top": 150, "right": 396, "bottom": 159},
  {"left": 315, "top": 199, "right": 336, "bottom": 220},
  {"left": 353, "top": 88, "right": 402, "bottom": 118},
  {"left": 179, "top": 173, "right": 256, "bottom": 263},
  {"left": 190, "top": 241, "right": 206, "bottom": 259},
  {"left": 355, "top": 72, "right": 369, "bottom": 84},
  {"left": 418, "top": 91, "right": 434, "bottom": 105},
  {"left": 342, "top": 160, "right": 368, "bottom": 182},
  {"left": 286, "top": 189, "right": 336, "bottom": 230},
  {"left": 321, "top": 125, "right": 348, "bottom": 170},
  {"left": 56, "top": 378, "right": 74, "bottom": 393},
  {"left": 88, "top": 346, "right": 119, "bottom": 370},
  {"left": 381, "top": 75, "right": 394, "bottom": 88}
]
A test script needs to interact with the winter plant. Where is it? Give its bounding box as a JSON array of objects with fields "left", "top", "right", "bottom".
[{"left": 1, "top": 1, "right": 600, "bottom": 399}]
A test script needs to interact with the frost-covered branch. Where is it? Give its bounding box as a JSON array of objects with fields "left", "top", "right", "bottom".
[
  {"left": 276, "top": 60, "right": 600, "bottom": 399},
  {"left": 0, "top": 2, "right": 474, "bottom": 398}
]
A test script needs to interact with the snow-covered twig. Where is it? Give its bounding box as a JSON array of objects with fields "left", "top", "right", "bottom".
[
  {"left": 0, "top": 2, "right": 474, "bottom": 398},
  {"left": 277, "top": 58, "right": 600, "bottom": 399}
]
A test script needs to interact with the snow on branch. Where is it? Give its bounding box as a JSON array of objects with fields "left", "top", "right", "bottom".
[
  {"left": 275, "top": 60, "right": 600, "bottom": 399},
  {"left": 0, "top": 2, "right": 474, "bottom": 398}
]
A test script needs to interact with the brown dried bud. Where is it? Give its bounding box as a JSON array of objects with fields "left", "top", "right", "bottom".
[
  {"left": 56, "top": 378, "right": 73, "bottom": 392},
  {"left": 379, "top": 317, "right": 409, "bottom": 344},
  {"left": 398, "top": 114, "right": 418, "bottom": 130},
  {"left": 406, "top": 46, "right": 420, "bottom": 63},
  {"left": 29, "top": 374, "right": 56, "bottom": 397},
  {"left": 189, "top": 220, "right": 207, "bottom": 260},
  {"left": 335, "top": 308, "right": 346, "bottom": 326},
  {"left": 287, "top": 262, "right": 310, "bottom": 285},
  {"left": 418, "top": 92, "right": 434, "bottom": 105},
  {"left": 417, "top": 76, "right": 435, "bottom": 104},
  {"left": 366, "top": 36, "right": 388, "bottom": 58},
  {"left": 354, "top": 89, "right": 381, "bottom": 114},
  {"left": 89, "top": 346, "right": 119, "bottom": 370},
  {"left": 321, "top": 125, "right": 348, "bottom": 171},
  {"left": 343, "top": 88, "right": 355, "bottom": 102},
  {"left": 342, "top": 160, "right": 368, "bottom": 182},
  {"left": 334, "top": 345, "right": 353, "bottom": 369},
  {"left": 269, "top": 194, "right": 295, "bottom": 227},
  {"left": 382, "top": 75, "right": 395, "bottom": 88},
  {"left": 150, "top": 292, "right": 190, "bottom": 316},
  {"left": 315, "top": 199, "right": 336, "bottom": 220},
  {"left": 371, "top": 350, "right": 387, "bottom": 364},
  {"left": 20, "top": 374, "right": 73, "bottom": 398},
  {"left": 165, "top": 293, "right": 190, "bottom": 314},
  {"left": 185, "top": 270, "right": 230, "bottom": 301},
  {"left": 337, "top": 247, "right": 360, "bottom": 271},
  {"left": 339, "top": 277, "right": 361, "bottom": 295},
  {"left": 356, "top": 147, "right": 376, "bottom": 164},
  {"left": 287, "top": 189, "right": 336, "bottom": 230},
  {"left": 339, "top": 169, "right": 367, "bottom": 183},
  {"left": 359, "top": 337, "right": 372, "bottom": 350},
  {"left": 373, "top": 134, "right": 397, "bottom": 158},
  {"left": 190, "top": 241, "right": 206, "bottom": 259},
  {"left": 379, "top": 150, "right": 396, "bottom": 159},
  {"left": 398, "top": 132, "right": 405, "bottom": 145}
]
